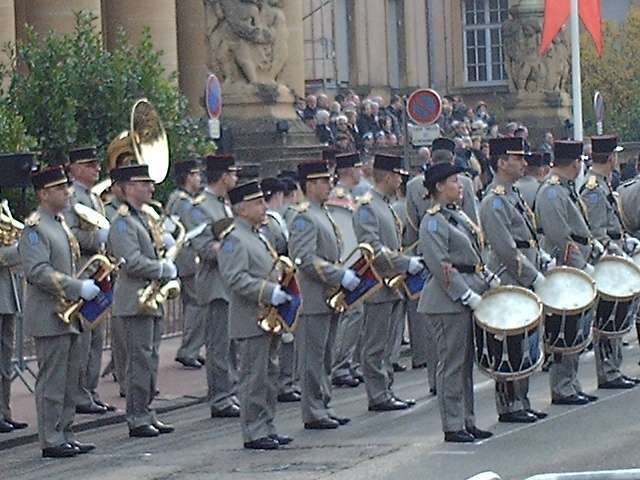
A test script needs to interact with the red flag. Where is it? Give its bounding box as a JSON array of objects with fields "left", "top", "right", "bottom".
[
  {"left": 539, "top": 0, "right": 570, "bottom": 55},
  {"left": 579, "top": 0, "right": 603, "bottom": 55}
]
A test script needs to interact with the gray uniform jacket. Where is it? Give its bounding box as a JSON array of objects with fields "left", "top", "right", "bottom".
[
  {"left": 580, "top": 169, "right": 624, "bottom": 252},
  {"left": 330, "top": 182, "right": 356, "bottom": 205},
  {"left": 417, "top": 202, "right": 488, "bottom": 315},
  {"left": 260, "top": 211, "right": 288, "bottom": 256},
  {"left": 480, "top": 179, "right": 540, "bottom": 287},
  {"left": 535, "top": 172, "right": 592, "bottom": 268},
  {"left": 218, "top": 219, "right": 280, "bottom": 340},
  {"left": 514, "top": 175, "right": 541, "bottom": 209},
  {"left": 108, "top": 203, "right": 165, "bottom": 318},
  {"left": 64, "top": 181, "right": 105, "bottom": 263},
  {"left": 104, "top": 198, "right": 122, "bottom": 222},
  {"left": 188, "top": 190, "right": 232, "bottom": 304},
  {"left": 166, "top": 188, "right": 198, "bottom": 277},
  {"left": 0, "top": 244, "right": 20, "bottom": 314},
  {"left": 289, "top": 200, "right": 346, "bottom": 315},
  {"left": 353, "top": 188, "right": 410, "bottom": 304},
  {"left": 19, "top": 207, "right": 84, "bottom": 337},
  {"left": 617, "top": 177, "right": 640, "bottom": 236}
]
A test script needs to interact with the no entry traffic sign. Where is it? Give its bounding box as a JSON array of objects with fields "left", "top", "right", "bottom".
[
  {"left": 407, "top": 89, "right": 442, "bottom": 125},
  {"left": 206, "top": 74, "right": 222, "bottom": 119}
]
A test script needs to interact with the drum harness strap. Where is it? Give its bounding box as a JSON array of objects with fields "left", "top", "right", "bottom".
[
  {"left": 579, "top": 179, "right": 626, "bottom": 246},
  {"left": 443, "top": 207, "right": 484, "bottom": 276}
]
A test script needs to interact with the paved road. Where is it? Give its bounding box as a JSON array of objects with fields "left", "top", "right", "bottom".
[{"left": 3, "top": 337, "right": 640, "bottom": 480}]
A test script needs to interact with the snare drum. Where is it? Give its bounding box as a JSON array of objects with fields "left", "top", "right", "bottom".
[
  {"left": 592, "top": 256, "right": 640, "bottom": 338},
  {"left": 535, "top": 266, "right": 597, "bottom": 354},
  {"left": 473, "top": 286, "right": 543, "bottom": 381}
]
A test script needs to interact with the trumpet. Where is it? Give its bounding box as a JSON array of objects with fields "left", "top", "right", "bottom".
[
  {"left": 258, "top": 256, "right": 301, "bottom": 333},
  {"left": 0, "top": 199, "right": 23, "bottom": 247},
  {"left": 325, "top": 243, "right": 383, "bottom": 313},
  {"left": 57, "top": 254, "right": 120, "bottom": 327},
  {"left": 384, "top": 241, "right": 429, "bottom": 300},
  {"left": 385, "top": 241, "right": 418, "bottom": 290}
]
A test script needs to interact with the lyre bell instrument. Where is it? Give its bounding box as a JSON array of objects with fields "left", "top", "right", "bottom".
[
  {"left": 0, "top": 200, "right": 23, "bottom": 247},
  {"left": 258, "top": 256, "right": 302, "bottom": 333},
  {"left": 384, "top": 241, "right": 430, "bottom": 300},
  {"left": 57, "top": 254, "right": 120, "bottom": 328},
  {"left": 325, "top": 243, "right": 383, "bottom": 312}
]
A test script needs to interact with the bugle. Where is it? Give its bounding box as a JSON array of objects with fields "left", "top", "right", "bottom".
[
  {"left": 384, "top": 241, "right": 430, "bottom": 301},
  {"left": 0, "top": 199, "right": 23, "bottom": 247},
  {"left": 325, "top": 243, "right": 383, "bottom": 313},
  {"left": 258, "top": 256, "right": 302, "bottom": 334}
]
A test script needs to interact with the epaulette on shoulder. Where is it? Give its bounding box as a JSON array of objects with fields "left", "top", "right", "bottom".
[
  {"left": 117, "top": 204, "right": 130, "bottom": 216},
  {"left": 427, "top": 204, "right": 441, "bottom": 215},
  {"left": 491, "top": 185, "right": 506, "bottom": 195},
  {"left": 357, "top": 192, "right": 373, "bottom": 205},
  {"left": 178, "top": 190, "right": 190, "bottom": 200},
  {"left": 585, "top": 175, "right": 598, "bottom": 191},
  {"left": 292, "top": 201, "right": 310, "bottom": 212},
  {"left": 333, "top": 186, "right": 346, "bottom": 198},
  {"left": 24, "top": 212, "right": 40, "bottom": 227},
  {"left": 621, "top": 178, "right": 637, "bottom": 189},
  {"left": 219, "top": 224, "right": 234, "bottom": 240},
  {"left": 192, "top": 194, "right": 206, "bottom": 205},
  {"left": 548, "top": 175, "right": 560, "bottom": 185}
]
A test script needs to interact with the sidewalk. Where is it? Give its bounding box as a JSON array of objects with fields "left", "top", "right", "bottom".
[{"left": 1, "top": 336, "right": 208, "bottom": 450}]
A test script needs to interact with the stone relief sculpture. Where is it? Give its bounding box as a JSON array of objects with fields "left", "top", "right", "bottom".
[{"left": 204, "top": 0, "right": 290, "bottom": 101}]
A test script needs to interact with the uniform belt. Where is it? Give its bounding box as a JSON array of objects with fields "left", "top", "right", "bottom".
[
  {"left": 607, "top": 232, "right": 622, "bottom": 240},
  {"left": 452, "top": 263, "right": 484, "bottom": 274},
  {"left": 515, "top": 239, "right": 537, "bottom": 249},
  {"left": 570, "top": 234, "right": 589, "bottom": 246}
]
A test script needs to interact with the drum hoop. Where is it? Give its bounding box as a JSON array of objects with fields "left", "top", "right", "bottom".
[
  {"left": 477, "top": 353, "right": 544, "bottom": 381},
  {"left": 593, "top": 255, "right": 640, "bottom": 302},
  {"left": 540, "top": 266, "right": 597, "bottom": 314},
  {"left": 593, "top": 323, "right": 634, "bottom": 339},
  {"left": 545, "top": 330, "right": 593, "bottom": 355},
  {"left": 474, "top": 285, "right": 543, "bottom": 335}
]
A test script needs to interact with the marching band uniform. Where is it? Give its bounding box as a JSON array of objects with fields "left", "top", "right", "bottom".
[
  {"left": 534, "top": 141, "right": 598, "bottom": 405},
  {"left": 187, "top": 153, "right": 240, "bottom": 418},
  {"left": 479, "top": 138, "right": 548, "bottom": 423},
  {"left": 63, "top": 147, "right": 112, "bottom": 415},
  {"left": 513, "top": 151, "right": 551, "bottom": 209},
  {"left": 168, "top": 159, "right": 207, "bottom": 370},
  {"left": 289, "top": 161, "right": 351, "bottom": 429},
  {"left": 353, "top": 154, "right": 417, "bottom": 411},
  {"left": 108, "top": 165, "right": 175, "bottom": 437},
  {"left": 218, "top": 181, "right": 293, "bottom": 450},
  {"left": 418, "top": 162, "right": 492, "bottom": 443},
  {"left": 580, "top": 135, "right": 637, "bottom": 390},
  {"left": 20, "top": 166, "right": 98, "bottom": 457}
]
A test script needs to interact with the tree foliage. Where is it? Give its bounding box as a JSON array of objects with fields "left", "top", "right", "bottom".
[{"left": 580, "top": 6, "right": 640, "bottom": 141}]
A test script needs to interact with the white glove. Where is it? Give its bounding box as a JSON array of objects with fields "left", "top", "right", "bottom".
[
  {"left": 271, "top": 285, "right": 292, "bottom": 306},
  {"left": 532, "top": 272, "right": 546, "bottom": 292},
  {"left": 539, "top": 250, "right": 556, "bottom": 270},
  {"left": 407, "top": 256, "right": 425, "bottom": 275},
  {"left": 591, "top": 239, "right": 605, "bottom": 260},
  {"left": 625, "top": 236, "right": 640, "bottom": 255},
  {"left": 461, "top": 289, "right": 482, "bottom": 310},
  {"left": 80, "top": 279, "right": 100, "bottom": 301},
  {"left": 582, "top": 263, "right": 595, "bottom": 276},
  {"left": 281, "top": 332, "right": 294, "bottom": 343},
  {"left": 483, "top": 269, "right": 501, "bottom": 288},
  {"left": 341, "top": 269, "right": 361, "bottom": 291},
  {"left": 161, "top": 259, "right": 178, "bottom": 279},
  {"left": 162, "top": 232, "right": 177, "bottom": 249},
  {"left": 97, "top": 226, "right": 110, "bottom": 244}
]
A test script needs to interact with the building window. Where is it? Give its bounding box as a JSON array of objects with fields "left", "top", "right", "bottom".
[{"left": 463, "top": 0, "right": 509, "bottom": 84}]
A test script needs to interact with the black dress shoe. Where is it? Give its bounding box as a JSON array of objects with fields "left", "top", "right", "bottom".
[
  {"left": 429, "top": 387, "right": 437, "bottom": 396},
  {"left": 622, "top": 375, "right": 640, "bottom": 384},
  {"left": 95, "top": 400, "right": 117, "bottom": 412},
  {"left": 368, "top": 398, "right": 409, "bottom": 412},
  {"left": 42, "top": 443, "right": 78, "bottom": 458},
  {"left": 498, "top": 410, "right": 538, "bottom": 423},
  {"left": 393, "top": 396, "right": 416, "bottom": 406},
  {"left": 197, "top": 355, "right": 206, "bottom": 365},
  {"left": 599, "top": 377, "right": 636, "bottom": 389},
  {"left": 552, "top": 394, "right": 589, "bottom": 405},
  {"left": 332, "top": 376, "right": 360, "bottom": 388},
  {"left": 75, "top": 403, "right": 107, "bottom": 415},
  {"left": 304, "top": 418, "right": 340, "bottom": 429},
  {"left": 211, "top": 404, "right": 241, "bottom": 418},
  {"left": 353, "top": 373, "right": 364, "bottom": 383},
  {"left": 466, "top": 426, "right": 493, "bottom": 439},
  {"left": 526, "top": 409, "right": 548, "bottom": 419},
  {"left": 0, "top": 420, "right": 14, "bottom": 433},
  {"left": 277, "top": 391, "right": 301, "bottom": 402},
  {"left": 392, "top": 363, "right": 407, "bottom": 372},
  {"left": 129, "top": 425, "right": 160, "bottom": 438},
  {"left": 153, "top": 421, "right": 174, "bottom": 434},
  {"left": 175, "top": 357, "right": 202, "bottom": 369},
  {"left": 5, "top": 419, "right": 28, "bottom": 430},
  {"left": 578, "top": 392, "right": 599, "bottom": 402},
  {"left": 269, "top": 434, "right": 294, "bottom": 445},
  {"left": 330, "top": 415, "right": 351, "bottom": 425},
  {"left": 244, "top": 437, "right": 279, "bottom": 450},
  {"left": 444, "top": 430, "right": 475, "bottom": 443},
  {"left": 71, "top": 441, "right": 96, "bottom": 454},
  {"left": 412, "top": 362, "right": 427, "bottom": 370}
]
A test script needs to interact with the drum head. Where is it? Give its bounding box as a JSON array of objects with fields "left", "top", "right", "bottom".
[
  {"left": 474, "top": 286, "right": 541, "bottom": 333},
  {"left": 536, "top": 266, "right": 596, "bottom": 313},
  {"left": 593, "top": 256, "right": 640, "bottom": 301}
]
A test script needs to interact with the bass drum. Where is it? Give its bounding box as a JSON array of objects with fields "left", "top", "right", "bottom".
[{"left": 473, "top": 286, "right": 543, "bottom": 381}]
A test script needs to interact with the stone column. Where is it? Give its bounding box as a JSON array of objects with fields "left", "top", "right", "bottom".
[
  {"left": 0, "top": 0, "right": 16, "bottom": 71},
  {"left": 22, "top": 0, "right": 102, "bottom": 36},
  {"left": 176, "top": 0, "right": 207, "bottom": 117},
  {"left": 103, "top": 0, "right": 178, "bottom": 81}
]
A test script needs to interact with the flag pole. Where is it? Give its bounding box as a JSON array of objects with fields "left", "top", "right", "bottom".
[{"left": 570, "top": 0, "right": 583, "bottom": 140}]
